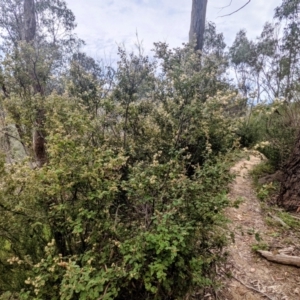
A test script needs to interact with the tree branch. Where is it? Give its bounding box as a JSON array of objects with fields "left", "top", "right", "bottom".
[
  {"left": 217, "top": 0, "right": 233, "bottom": 13},
  {"left": 232, "top": 275, "right": 273, "bottom": 300},
  {"left": 219, "top": 0, "right": 251, "bottom": 17},
  {"left": 0, "top": 129, "right": 25, "bottom": 146}
]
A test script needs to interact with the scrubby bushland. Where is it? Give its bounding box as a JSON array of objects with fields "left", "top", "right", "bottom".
[
  {"left": 231, "top": 0, "right": 300, "bottom": 172},
  {"left": 0, "top": 39, "right": 241, "bottom": 299},
  {"left": 238, "top": 100, "right": 300, "bottom": 170},
  {"left": 231, "top": 0, "right": 300, "bottom": 171}
]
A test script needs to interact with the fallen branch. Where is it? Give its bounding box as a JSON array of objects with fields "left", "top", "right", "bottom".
[
  {"left": 267, "top": 213, "right": 290, "bottom": 228},
  {"left": 278, "top": 246, "right": 294, "bottom": 255},
  {"left": 290, "top": 214, "right": 300, "bottom": 221},
  {"left": 258, "top": 250, "right": 300, "bottom": 268},
  {"left": 232, "top": 275, "right": 273, "bottom": 300}
]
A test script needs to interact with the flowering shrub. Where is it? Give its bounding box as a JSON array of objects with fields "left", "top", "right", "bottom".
[{"left": 0, "top": 43, "right": 239, "bottom": 299}]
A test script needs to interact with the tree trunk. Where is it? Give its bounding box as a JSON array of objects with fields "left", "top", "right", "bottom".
[
  {"left": 23, "top": 0, "right": 47, "bottom": 167},
  {"left": 33, "top": 109, "right": 47, "bottom": 167},
  {"left": 23, "top": 0, "right": 36, "bottom": 43},
  {"left": 189, "top": 0, "right": 208, "bottom": 52},
  {"left": 277, "top": 129, "right": 300, "bottom": 211}
]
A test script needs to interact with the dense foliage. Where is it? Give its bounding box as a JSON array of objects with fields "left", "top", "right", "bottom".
[
  {"left": 231, "top": 0, "right": 300, "bottom": 171},
  {"left": 2, "top": 0, "right": 300, "bottom": 298},
  {"left": 0, "top": 2, "right": 240, "bottom": 295},
  {"left": 1, "top": 94, "right": 233, "bottom": 299}
]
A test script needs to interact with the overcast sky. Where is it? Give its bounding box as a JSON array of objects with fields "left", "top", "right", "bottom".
[{"left": 64, "top": 0, "right": 282, "bottom": 61}]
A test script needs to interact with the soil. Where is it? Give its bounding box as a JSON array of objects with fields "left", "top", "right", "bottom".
[{"left": 219, "top": 152, "right": 300, "bottom": 300}]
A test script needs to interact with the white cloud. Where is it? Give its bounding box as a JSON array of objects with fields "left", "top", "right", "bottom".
[{"left": 65, "top": 0, "right": 282, "bottom": 60}]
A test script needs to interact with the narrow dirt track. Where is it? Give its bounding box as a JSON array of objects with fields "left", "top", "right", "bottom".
[{"left": 220, "top": 153, "right": 300, "bottom": 300}]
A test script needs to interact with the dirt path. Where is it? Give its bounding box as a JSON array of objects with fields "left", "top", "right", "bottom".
[{"left": 220, "top": 153, "right": 300, "bottom": 300}]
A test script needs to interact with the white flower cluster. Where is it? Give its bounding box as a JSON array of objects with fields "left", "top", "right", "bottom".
[
  {"left": 254, "top": 141, "right": 271, "bottom": 149},
  {"left": 7, "top": 256, "right": 23, "bottom": 265}
]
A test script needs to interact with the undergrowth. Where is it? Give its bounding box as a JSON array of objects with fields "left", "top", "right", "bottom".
[{"left": 250, "top": 160, "right": 300, "bottom": 254}]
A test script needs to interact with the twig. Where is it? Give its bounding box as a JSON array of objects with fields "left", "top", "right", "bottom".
[
  {"left": 267, "top": 212, "right": 290, "bottom": 228},
  {"left": 290, "top": 214, "right": 300, "bottom": 221},
  {"left": 219, "top": 0, "right": 251, "bottom": 17},
  {"left": 272, "top": 207, "right": 284, "bottom": 212},
  {"left": 113, "top": 205, "right": 120, "bottom": 229},
  {"left": 0, "top": 129, "right": 23, "bottom": 144},
  {"left": 232, "top": 275, "right": 273, "bottom": 300},
  {"left": 217, "top": 0, "right": 233, "bottom": 13}
]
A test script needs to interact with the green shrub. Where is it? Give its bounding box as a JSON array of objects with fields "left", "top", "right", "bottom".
[
  {"left": 0, "top": 42, "right": 239, "bottom": 299},
  {"left": 1, "top": 95, "right": 231, "bottom": 300},
  {"left": 237, "top": 112, "right": 264, "bottom": 148},
  {"left": 249, "top": 101, "right": 300, "bottom": 170}
]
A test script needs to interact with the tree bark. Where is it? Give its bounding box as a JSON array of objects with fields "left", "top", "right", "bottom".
[
  {"left": 277, "top": 129, "right": 300, "bottom": 211},
  {"left": 189, "top": 0, "right": 208, "bottom": 52},
  {"left": 33, "top": 110, "right": 47, "bottom": 167},
  {"left": 23, "top": 0, "right": 36, "bottom": 43},
  {"left": 258, "top": 250, "right": 300, "bottom": 268},
  {"left": 23, "top": 0, "right": 47, "bottom": 167}
]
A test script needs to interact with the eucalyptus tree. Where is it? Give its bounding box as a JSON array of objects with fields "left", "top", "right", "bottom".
[
  {"left": 229, "top": 0, "right": 300, "bottom": 211},
  {"left": 189, "top": 0, "right": 253, "bottom": 52},
  {"left": 0, "top": 0, "right": 81, "bottom": 165},
  {"left": 189, "top": 0, "right": 208, "bottom": 51},
  {"left": 229, "top": 10, "right": 300, "bottom": 104},
  {"left": 189, "top": 1, "right": 230, "bottom": 102},
  {"left": 23, "top": 0, "right": 36, "bottom": 43},
  {"left": 23, "top": 0, "right": 47, "bottom": 166},
  {"left": 0, "top": 0, "right": 82, "bottom": 293}
]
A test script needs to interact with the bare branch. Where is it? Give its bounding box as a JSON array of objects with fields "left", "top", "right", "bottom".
[
  {"left": 0, "top": 129, "right": 27, "bottom": 154},
  {"left": 219, "top": 0, "right": 251, "bottom": 17},
  {"left": 217, "top": 0, "right": 233, "bottom": 13}
]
